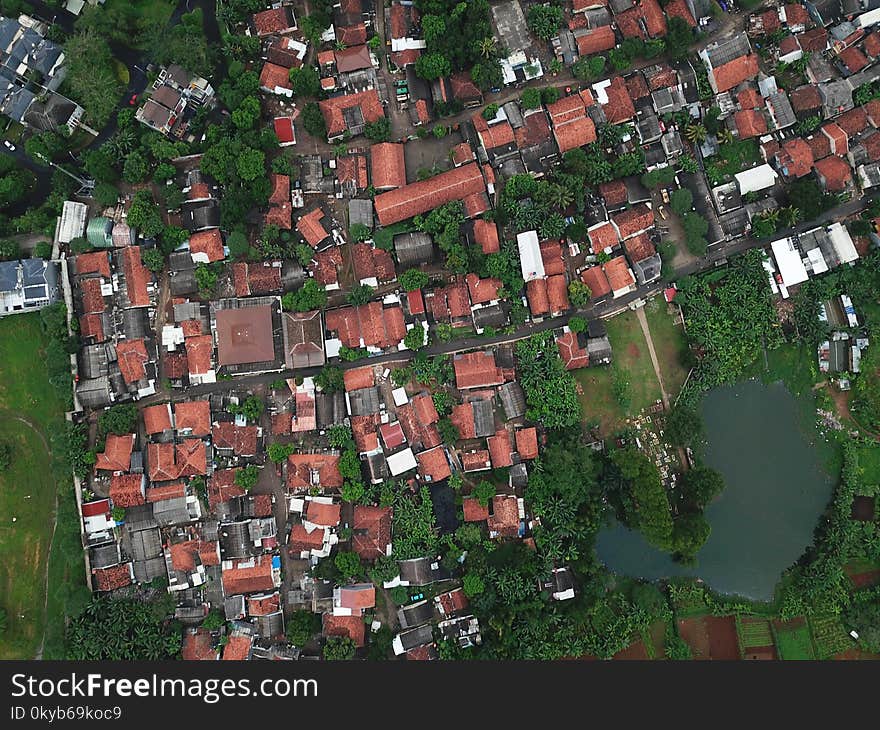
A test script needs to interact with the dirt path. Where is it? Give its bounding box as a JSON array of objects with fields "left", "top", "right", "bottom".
[
  {"left": 636, "top": 306, "right": 669, "bottom": 410},
  {"left": 7, "top": 414, "right": 56, "bottom": 659}
]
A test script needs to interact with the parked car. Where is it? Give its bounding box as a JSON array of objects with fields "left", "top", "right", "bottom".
[
  {"left": 658, "top": 206, "right": 667, "bottom": 220},
  {"left": 3, "top": 140, "right": 15, "bottom": 151}
]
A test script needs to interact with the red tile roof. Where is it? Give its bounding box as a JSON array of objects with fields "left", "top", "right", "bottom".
[
  {"left": 181, "top": 629, "right": 218, "bottom": 661},
  {"left": 176, "top": 438, "right": 207, "bottom": 478},
  {"left": 575, "top": 24, "right": 617, "bottom": 55},
  {"left": 211, "top": 422, "right": 258, "bottom": 456},
  {"left": 189, "top": 229, "right": 225, "bottom": 262},
  {"left": 822, "top": 122, "right": 849, "bottom": 155},
  {"left": 710, "top": 53, "right": 760, "bottom": 93},
  {"left": 336, "top": 154, "right": 369, "bottom": 191},
  {"left": 604, "top": 256, "right": 636, "bottom": 292},
  {"left": 515, "top": 427, "right": 539, "bottom": 460},
  {"left": 222, "top": 555, "right": 275, "bottom": 595},
  {"left": 253, "top": 7, "right": 294, "bottom": 36},
  {"left": 75, "top": 251, "right": 111, "bottom": 277},
  {"left": 370, "top": 142, "right": 406, "bottom": 189},
  {"left": 488, "top": 494, "right": 519, "bottom": 537},
  {"left": 109, "top": 472, "right": 143, "bottom": 507},
  {"left": 288, "top": 522, "right": 326, "bottom": 552},
  {"left": 147, "top": 441, "right": 178, "bottom": 482},
  {"left": 310, "top": 247, "right": 342, "bottom": 286},
  {"left": 474, "top": 116, "right": 515, "bottom": 151},
  {"left": 557, "top": 330, "right": 590, "bottom": 370},
  {"left": 588, "top": 222, "right": 619, "bottom": 252},
  {"left": 416, "top": 446, "right": 451, "bottom": 481},
  {"left": 287, "top": 453, "right": 343, "bottom": 491},
  {"left": 323, "top": 614, "right": 365, "bottom": 647},
  {"left": 338, "top": 22, "right": 367, "bottom": 46},
  {"left": 790, "top": 85, "right": 822, "bottom": 112},
  {"left": 247, "top": 591, "right": 281, "bottom": 617},
  {"left": 343, "top": 365, "right": 375, "bottom": 392},
  {"left": 450, "top": 72, "right": 482, "bottom": 102},
  {"left": 325, "top": 302, "right": 406, "bottom": 349},
  {"left": 185, "top": 334, "right": 214, "bottom": 376},
  {"left": 862, "top": 130, "right": 880, "bottom": 161},
  {"left": 547, "top": 93, "right": 597, "bottom": 153},
  {"left": 839, "top": 46, "right": 869, "bottom": 74},
  {"left": 837, "top": 106, "right": 868, "bottom": 137},
  {"left": 296, "top": 208, "right": 330, "bottom": 248},
  {"left": 207, "top": 468, "right": 245, "bottom": 507},
  {"left": 337, "top": 583, "right": 376, "bottom": 611},
  {"left": 412, "top": 393, "right": 439, "bottom": 425},
  {"left": 526, "top": 277, "right": 550, "bottom": 317},
  {"left": 624, "top": 232, "right": 656, "bottom": 268},
  {"left": 581, "top": 265, "right": 612, "bottom": 299},
  {"left": 374, "top": 163, "right": 485, "bottom": 226},
  {"left": 121, "top": 246, "right": 150, "bottom": 307},
  {"left": 864, "top": 32, "right": 880, "bottom": 58},
  {"left": 380, "top": 420, "right": 406, "bottom": 450},
  {"left": 547, "top": 274, "right": 570, "bottom": 313},
  {"left": 450, "top": 403, "right": 476, "bottom": 440},
  {"left": 92, "top": 563, "right": 132, "bottom": 592},
  {"left": 79, "top": 313, "right": 105, "bottom": 342},
  {"left": 462, "top": 497, "right": 489, "bottom": 522},
  {"left": 612, "top": 203, "right": 654, "bottom": 239},
  {"left": 145, "top": 481, "right": 185, "bottom": 503},
  {"left": 806, "top": 132, "right": 832, "bottom": 161},
  {"left": 465, "top": 273, "right": 502, "bottom": 305},
  {"left": 625, "top": 72, "right": 650, "bottom": 101},
  {"left": 116, "top": 338, "right": 149, "bottom": 384},
  {"left": 233, "top": 262, "right": 283, "bottom": 297},
  {"left": 644, "top": 63, "right": 678, "bottom": 91},
  {"left": 268, "top": 173, "right": 290, "bottom": 206},
  {"left": 814, "top": 155, "right": 852, "bottom": 191},
  {"left": 351, "top": 504, "right": 392, "bottom": 560},
  {"left": 462, "top": 191, "right": 489, "bottom": 218},
  {"left": 666, "top": 0, "right": 696, "bottom": 27},
  {"left": 406, "top": 288, "right": 425, "bottom": 316},
  {"left": 335, "top": 44, "right": 372, "bottom": 73},
  {"left": 163, "top": 351, "right": 188, "bottom": 380},
  {"left": 174, "top": 400, "right": 211, "bottom": 435},
  {"left": 487, "top": 429, "right": 513, "bottom": 468},
  {"left": 304, "top": 500, "right": 341, "bottom": 527},
  {"left": 599, "top": 179, "right": 628, "bottom": 207},
  {"left": 454, "top": 351, "right": 505, "bottom": 389},
  {"left": 737, "top": 87, "right": 762, "bottom": 110},
  {"left": 783, "top": 3, "right": 809, "bottom": 26},
  {"left": 143, "top": 403, "right": 173, "bottom": 435},
  {"left": 95, "top": 432, "right": 135, "bottom": 473},
  {"left": 540, "top": 239, "right": 566, "bottom": 276},
  {"left": 601, "top": 76, "right": 636, "bottom": 124},
  {"left": 797, "top": 28, "right": 828, "bottom": 53},
  {"left": 462, "top": 450, "right": 491, "bottom": 471},
  {"left": 472, "top": 218, "right": 500, "bottom": 254},
  {"left": 273, "top": 115, "right": 295, "bottom": 144},
  {"left": 319, "top": 89, "right": 384, "bottom": 138}
]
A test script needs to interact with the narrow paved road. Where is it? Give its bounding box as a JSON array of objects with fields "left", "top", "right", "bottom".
[{"left": 636, "top": 305, "right": 669, "bottom": 410}]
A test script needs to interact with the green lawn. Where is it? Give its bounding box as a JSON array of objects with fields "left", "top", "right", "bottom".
[
  {"left": 0, "top": 314, "right": 78, "bottom": 659},
  {"left": 577, "top": 307, "right": 665, "bottom": 435},
  {"left": 642, "top": 297, "right": 690, "bottom": 401},
  {"left": 857, "top": 445, "right": 880, "bottom": 485},
  {"left": 774, "top": 621, "right": 817, "bottom": 660}
]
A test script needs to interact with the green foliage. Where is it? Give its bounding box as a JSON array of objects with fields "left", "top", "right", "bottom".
[
  {"left": 482, "top": 103, "right": 499, "bottom": 120},
  {"left": 323, "top": 635, "right": 356, "bottom": 660},
  {"left": 666, "top": 17, "right": 694, "bottom": 61},
  {"left": 463, "top": 573, "right": 485, "bottom": 598},
  {"left": 412, "top": 353, "right": 453, "bottom": 386},
  {"left": 315, "top": 365, "right": 344, "bottom": 393},
  {"left": 66, "top": 597, "right": 180, "bottom": 660},
  {"left": 415, "top": 52, "right": 451, "bottom": 80},
  {"left": 267, "top": 442, "right": 295, "bottom": 463},
  {"left": 678, "top": 466, "right": 725, "bottom": 510},
  {"left": 62, "top": 28, "right": 121, "bottom": 127},
  {"left": 287, "top": 610, "right": 320, "bottom": 647},
  {"left": 571, "top": 54, "right": 606, "bottom": 81},
  {"left": 520, "top": 87, "right": 542, "bottom": 109},
  {"left": 473, "top": 480, "right": 495, "bottom": 508},
  {"left": 642, "top": 166, "right": 676, "bottom": 189},
  {"left": 282, "top": 279, "right": 328, "bottom": 312},
  {"left": 670, "top": 188, "right": 694, "bottom": 216},
  {"left": 126, "top": 190, "right": 164, "bottom": 238},
  {"left": 399, "top": 268, "right": 429, "bottom": 291},
  {"left": 527, "top": 4, "right": 563, "bottom": 39},
  {"left": 612, "top": 447, "right": 673, "bottom": 550},
  {"left": 0, "top": 441, "right": 12, "bottom": 472},
  {"left": 568, "top": 316, "right": 587, "bottom": 333},
  {"left": 98, "top": 404, "right": 138, "bottom": 437},
  {"left": 437, "top": 417, "right": 459, "bottom": 444},
  {"left": 665, "top": 404, "right": 703, "bottom": 447},
  {"left": 234, "top": 465, "right": 259, "bottom": 491},
  {"left": 568, "top": 281, "right": 592, "bottom": 308},
  {"left": 289, "top": 65, "right": 321, "bottom": 98},
  {"left": 141, "top": 248, "right": 165, "bottom": 274},
  {"left": 346, "top": 283, "right": 375, "bottom": 306},
  {"left": 334, "top": 551, "right": 363, "bottom": 581},
  {"left": 516, "top": 333, "right": 581, "bottom": 429},
  {"left": 392, "top": 486, "right": 439, "bottom": 560},
  {"left": 404, "top": 326, "right": 426, "bottom": 350},
  {"left": 302, "top": 102, "right": 328, "bottom": 139},
  {"left": 349, "top": 223, "right": 372, "bottom": 242},
  {"left": 681, "top": 212, "right": 709, "bottom": 256}
]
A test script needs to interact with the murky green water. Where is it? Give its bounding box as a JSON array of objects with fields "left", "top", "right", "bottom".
[{"left": 595, "top": 380, "right": 835, "bottom": 600}]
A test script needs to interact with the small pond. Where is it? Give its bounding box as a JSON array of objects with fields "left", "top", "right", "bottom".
[{"left": 596, "top": 380, "right": 835, "bottom": 600}]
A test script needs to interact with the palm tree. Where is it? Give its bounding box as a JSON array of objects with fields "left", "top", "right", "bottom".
[
  {"left": 334, "top": 40, "right": 347, "bottom": 51},
  {"left": 782, "top": 206, "right": 801, "bottom": 228},
  {"left": 478, "top": 36, "right": 497, "bottom": 59},
  {"left": 764, "top": 209, "right": 780, "bottom": 227},
  {"left": 548, "top": 183, "right": 574, "bottom": 211},
  {"left": 685, "top": 123, "right": 707, "bottom": 144},
  {"left": 717, "top": 128, "right": 735, "bottom": 145}
]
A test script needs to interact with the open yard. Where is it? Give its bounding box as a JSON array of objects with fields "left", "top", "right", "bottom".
[
  {"left": 773, "top": 618, "right": 817, "bottom": 660},
  {"left": 577, "top": 299, "right": 688, "bottom": 436},
  {"left": 676, "top": 615, "right": 740, "bottom": 660},
  {"left": 0, "top": 314, "right": 72, "bottom": 659}
]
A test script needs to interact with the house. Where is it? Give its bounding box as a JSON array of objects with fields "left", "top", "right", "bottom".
[
  {"left": 603, "top": 257, "right": 637, "bottom": 298},
  {"left": 318, "top": 89, "right": 384, "bottom": 140},
  {"left": 211, "top": 297, "right": 284, "bottom": 375},
  {"left": 370, "top": 142, "right": 406, "bottom": 190},
  {"left": 699, "top": 36, "right": 760, "bottom": 93},
  {"left": 286, "top": 453, "right": 343, "bottom": 491},
  {"left": 296, "top": 208, "right": 331, "bottom": 249},
  {"left": 453, "top": 351, "right": 505, "bottom": 390},
  {"left": 252, "top": 6, "right": 297, "bottom": 37},
  {"left": 546, "top": 92, "right": 597, "bottom": 154},
  {"left": 374, "top": 163, "right": 486, "bottom": 226},
  {"left": 815, "top": 155, "right": 853, "bottom": 191},
  {"left": 0, "top": 259, "right": 60, "bottom": 315},
  {"left": 282, "top": 309, "right": 325, "bottom": 369},
  {"left": 351, "top": 505, "right": 392, "bottom": 560},
  {"left": 487, "top": 494, "right": 520, "bottom": 538}
]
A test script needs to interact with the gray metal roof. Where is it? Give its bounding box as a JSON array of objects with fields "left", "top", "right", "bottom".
[
  {"left": 393, "top": 231, "right": 433, "bottom": 267},
  {"left": 471, "top": 399, "right": 495, "bottom": 438},
  {"left": 397, "top": 599, "right": 434, "bottom": 629},
  {"left": 497, "top": 381, "right": 526, "bottom": 420},
  {"left": 347, "top": 386, "right": 381, "bottom": 416},
  {"left": 0, "top": 260, "right": 17, "bottom": 291}
]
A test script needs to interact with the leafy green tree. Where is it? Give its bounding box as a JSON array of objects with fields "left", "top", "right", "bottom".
[
  {"left": 568, "top": 315, "right": 587, "bottom": 333},
  {"left": 350, "top": 223, "right": 372, "bottom": 242},
  {"left": 141, "top": 248, "right": 165, "bottom": 273},
  {"left": 679, "top": 466, "right": 725, "bottom": 509},
  {"left": 302, "top": 102, "right": 327, "bottom": 139},
  {"left": 33, "top": 241, "right": 53, "bottom": 260},
  {"left": 438, "top": 417, "right": 460, "bottom": 444},
  {"left": 323, "top": 635, "right": 356, "bottom": 660},
  {"left": 399, "top": 268, "right": 429, "bottom": 291},
  {"left": 315, "top": 365, "right": 344, "bottom": 393},
  {"left": 126, "top": 191, "right": 164, "bottom": 238},
  {"left": 666, "top": 404, "right": 703, "bottom": 447},
  {"left": 672, "top": 512, "right": 711, "bottom": 562},
  {"left": 403, "top": 326, "right": 426, "bottom": 350},
  {"left": 289, "top": 65, "right": 321, "bottom": 98},
  {"left": 521, "top": 87, "right": 542, "bottom": 109},
  {"left": 0, "top": 441, "right": 12, "bottom": 472},
  {"left": 568, "top": 281, "right": 592, "bottom": 308},
  {"left": 282, "top": 279, "right": 328, "bottom": 312},
  {"left": 681, "top": 212, "right": 709, "bottom": 255},
  {"left": 516, "top": 333, "right": 581, "bottom": 428},
  {"left": 527, "top": 4, "right": 563, "bottom": 40},
  {"left": 334, "top": 551, "right": 363, "bottom": 581},
  {"left": 482, "top": 103, "right": 499, "bottom": 120},
  {"left": 415, "top": 52, "right": 451, "bottom": 80},
  {"left": 463, "top": 573, "right": 485, "bottom": 598},
  {"left": 99, "top": 404, "right": 138, "bottom": 436},
  {"left": 287, "top": 610, "right": 319, "bottom": 646},
  {"left": 473, "top": 480, "right": 496, "bottom": 508},
  {"left": 670, "top": 188, "right": 694, "bottom": 216},
  {"left": 347, "top": 284, "right": 375, "bottom": 306},
  {"left": 268, "top": 442, "right": 295, "bottom": 464},
  {"left": 234, "top": 465, "right": 259, "bottom": 491},
  {"left": 364, "top": 117, "right": 391, "bottom": 141},
  {"left": 666, "top": 16, "right": 694, "bottom": 61},
  {"left": 542, "top": 86, "right": 560, "bottom": 105},
  {"left": 612, "top": 447, "right": 674, "bottom": 550},
  {"left": 0, "top": 240, "right": 19, "bottom": 261}
]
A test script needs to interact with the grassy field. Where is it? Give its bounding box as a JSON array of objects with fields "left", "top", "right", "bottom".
[
  {"left": 774, "top": 620, "right": 817, "bottom": 660},
  {"left": 809, "top": 614, "right": 856, "bottom": 659},
  {"left": 737, "top": 617, "right": 773, "bottom": 649},
  {"left": 577, "top": 301, "right": 686, "bottom": 435},
  {"left": 857, "top": 445, "right": 880, "bottom": 484},
  {"left": 0, "top": 314, "right": 76, "bottom": 659},
  {"left": 642, "top": 297, "right": 690, "bottom": 400}
]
